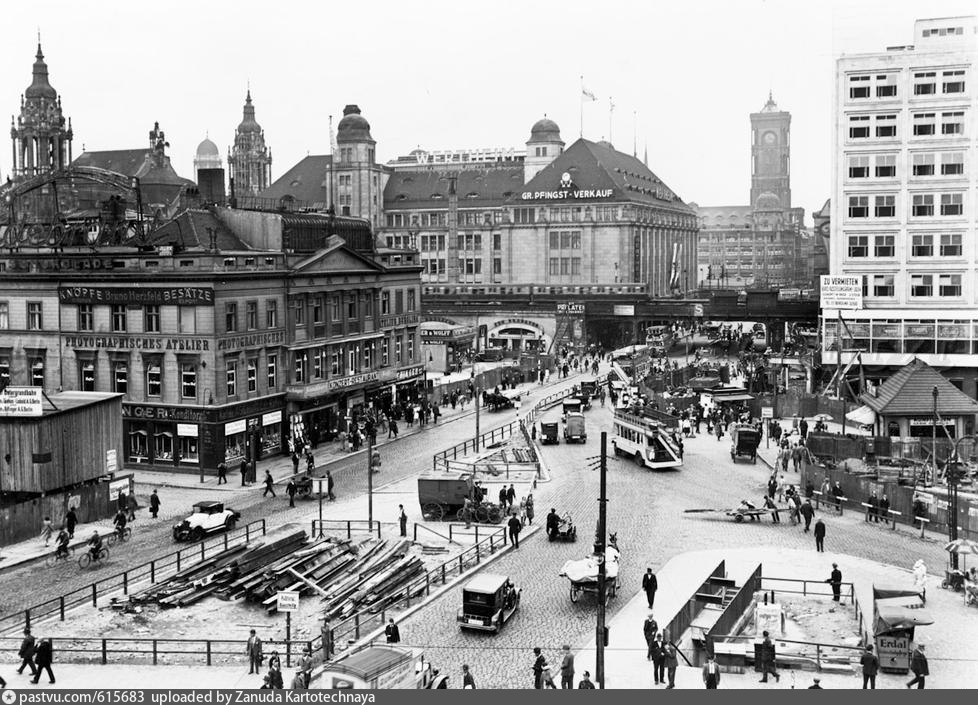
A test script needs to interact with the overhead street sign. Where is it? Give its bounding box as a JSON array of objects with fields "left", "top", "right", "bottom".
[
  {"left": 0, "top": 386, "right": 44, "bottom": 417},
  {"left": 820, "top": 275, "right": 863, "bottom": 310}
]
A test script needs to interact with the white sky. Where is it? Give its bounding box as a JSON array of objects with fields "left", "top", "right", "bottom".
[{"left": 3, "top": 0, "right": 975, "bottom": 221}]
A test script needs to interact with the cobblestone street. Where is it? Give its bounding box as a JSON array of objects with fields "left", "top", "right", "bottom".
[{"left": 395, "top": 400, "right": 954, "bottom": 689}]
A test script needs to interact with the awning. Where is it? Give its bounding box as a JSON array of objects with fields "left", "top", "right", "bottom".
[
  {"left": 846, "top": 405, "right": 877, "bottom": 426},
  {"left": 874, "top": 605, "right": 933, "bottom": 634}
]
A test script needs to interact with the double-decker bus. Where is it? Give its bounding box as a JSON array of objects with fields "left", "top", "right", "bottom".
[
  {"left": 645, "top": 325, "right": 674, "bottom": 355},
  {"left": 610, "top": 410, "right": 683, "bottom": 470}
]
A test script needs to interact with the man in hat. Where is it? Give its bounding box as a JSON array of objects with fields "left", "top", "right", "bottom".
[
  {"left": 860, "top": 644, "right": 880, "bottom": 689},
  {"left": 826, "top": 563, "right": 843, "bottom": 602},
  {"left": 17, "top": 627, "right": 37, "bottom": 677},
  {"left": 907, "top": 644, "right": 928, "bottom": 688},
  {"left": 758, "top": 631, "right": 780, "bottom": 683},
  {"left": 702, "top": 654, "right": 721, "bottom": 689},
  {"left": 559, "top": 644, "right": 575, "bottom": 689},
  {"left": 807, "top": 678, "right": 823, "bottom": 689},
  {"left": 385, "top": 618, "right": 400, "bottom": 644},
  {"left": 578, "top": 671, "right": 595, "bottom": 689},
  {"left": 814, "top": 517, "right": 826, "bottom": 552},
  {"left": 642, "top": 568, "right": 658, "bottom": 608}
]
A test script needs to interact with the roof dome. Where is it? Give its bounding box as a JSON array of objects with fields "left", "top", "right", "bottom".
[
  {"left": 760, "top": 91, "right": 780, "bottom": 113},
  {"left": 527, "top": 116, "right": 562, "bottom": 143},
  {"left": 196, "top": 137, "right": 219, "bottom": 157},
  {"left": 237, "top": 90, "right": 262, "bottom": 134},
  {"left": 337, "top": 104, "right": 374, "bottom": 142},
  {"left": 24, "top": 44, "right": 57, "bottom": 100}
]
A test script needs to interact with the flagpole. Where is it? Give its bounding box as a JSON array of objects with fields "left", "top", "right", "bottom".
[
  {"left": 580, "top": 75, "right": 584, "bottom": 138},
  {"left": 609, "top": 97, "right": 614, "bottom": 145}
]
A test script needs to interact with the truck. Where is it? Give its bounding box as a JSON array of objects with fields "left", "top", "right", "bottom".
[{"left": 311, "top": 646, "right": 432, "bottom": 689}]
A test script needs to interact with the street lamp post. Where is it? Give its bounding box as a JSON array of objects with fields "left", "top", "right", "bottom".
[
  {"left": 932, "top": 386, "right": 939, "bottom": 486},
  {"left": 946, "top": 434, "right": 973, "bottom": 570}
]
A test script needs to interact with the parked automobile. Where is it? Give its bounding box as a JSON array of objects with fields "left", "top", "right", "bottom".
[
  {"left": 173, "top": 501, "right": 241, "bottom": 542},
  {"left": 564, "top": 412, "right": 587, "bottom": 443},
  {"left": 539, "top": 422, "right": 559, "bottom": 445}
]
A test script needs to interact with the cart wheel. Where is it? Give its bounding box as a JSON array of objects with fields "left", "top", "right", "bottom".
[
  {"left": 570, "top": 585, "right": 580, "bottom": 603},
  {"left": 941, "top": 579, "right": 949, "bottom": 589},
  {"left": 422, "top": 503, "right": 445, "bottom": 521},
  {"left": 476, "top": 505, "right": 491, "bottom": 523},
  {"left": 734, "top": 514, "right": 745, "bottom": 523},
  {"left": 487, "top": 505, "right": 503, "bottom": 524}
]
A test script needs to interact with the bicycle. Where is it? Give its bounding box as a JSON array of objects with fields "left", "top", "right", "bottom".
[
  {"left": 106, "top": 526, "right": 132, "bottom": 545},
  {"left": 44, "top": 546, "right": 75, "bottom": 568},
  {"left": 78, "top": 545, "right": 109, "bottom": 568}
]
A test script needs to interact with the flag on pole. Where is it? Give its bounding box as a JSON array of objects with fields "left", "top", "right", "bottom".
[{"left": 582, "top": 86, "right": 597, "bottom": 102}]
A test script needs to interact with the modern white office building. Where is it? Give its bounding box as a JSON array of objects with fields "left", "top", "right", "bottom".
[{"left": 827, "top": 16, "right": 978, "bottom": 397}]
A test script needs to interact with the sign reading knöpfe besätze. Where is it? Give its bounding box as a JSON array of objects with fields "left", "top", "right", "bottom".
[{"left": 819, "top": 275, "right": 863, "bottom": 310}]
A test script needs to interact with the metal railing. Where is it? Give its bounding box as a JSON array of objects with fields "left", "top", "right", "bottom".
[
  {"left": 706, "top": 632, "right": 867, "bottom": 672},
  {"left": 1, "top": 519, "right": 267, "bottom": 634},
  {"left": 322, "top": 525, "right": 507, "bottom": 649},
  {"left": 705, "top": 564, "right": 763, "bottom": 650},
  {"left": 759, "top": 576, "right": 856, "bottom": 610},
  {"left": 310, "top": 519, "right": 383, "bottom": 540},
  {"left": 0, "top": 635, "right": 311, "bottom": 668}
]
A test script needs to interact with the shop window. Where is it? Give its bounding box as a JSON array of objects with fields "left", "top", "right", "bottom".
[
  {"left": 179, "top": 435, "right": 199, "bottom": 463},
  {"left": 154, "top": 430, "right": 173, "bottom": 462},
  {"left": 247, "top": 359, "right": 258, "bottom": 392},
  {"left": 247, "top": 301, "right": 258, "bottom": 330},
  {"left": 111, "top": 305, "right": 127, "bottom": 332},
  {"left": 78, "top": 304, "right": 94, "bottom": 331},
  {"left": 181, "top": 363, "right": 197, "bottom": 399},
  {"left": 266, "top": 300, "right": 278, "bottom": 328},
  {"left": 144, "top": 305, "right": 161, "bottom": 333},
  {"left": 267, "top": 354, "right": 277, "bottom": 389},
  {"left": 27, "top": 301, "right": 43, "bottom": 330},
  {"left": 128, "top": 425, "right": 148, "bottom": 463},
  {"left": 146, "top": 360, "right": 162, "bottom": 397},
  {"left": 113, "top": 361, "right": 129, "bottom": 394}
]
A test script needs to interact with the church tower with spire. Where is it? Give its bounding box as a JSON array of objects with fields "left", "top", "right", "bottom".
[
  {"left": 749, "top": 91, "right": 792, "bottom": 212},
  {"left": 9, "top": 42, "right": 73, "bottom": 180},
  {"left": 228, "top": 90, "right": 271, "bottom": 198}
]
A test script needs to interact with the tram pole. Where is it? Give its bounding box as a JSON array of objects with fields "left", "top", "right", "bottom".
[{"left": 595, "top": 431, "right": 608, "bottom": 688}]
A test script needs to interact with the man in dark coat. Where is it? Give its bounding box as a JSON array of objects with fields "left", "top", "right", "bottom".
[
  {"left": 879, "top": 494, "right": 891, "bottom": 523},
  {"left": 65, "top": 507, "right": 78, "bottom": 538},
  {"left": 546, "top": 509, "right": 560, "bottom": 540},
  {"left": 800, "top": 499, "right": 815, "bottom": 532},
  {"left": 532, "top": 647, "right": 546, "bottom": 689},
  {"left": 758, "top": 630, "right": 780, "bottom": 683},
  {"left": 764, "top": 495, "right": 780, "bottom": 524},
  {"left": 286, "top": 479, "right": 297, "bottom": 508},
  {"left": 217, "top": 461, "right": 228, "bottom": 485},
  {"left": 17, "top": 628, "right": 37, "bottom": 676},
  {"left": 384, "top": 619, "right": 400, "bottom": 643},
  {"left": 860, "top": 645, "right": 880, "bottom": 689},
  {"left": 814, "top": 518, "right": 826, "bottom": 552},
  {"left": 499, "top": 487, "right": 508, "bottom": 509},
  {"left": 868, "top": 493, "right": 880, "bottom": 523},
  {"left": 149, "top": 490, "right": 161, "bottom": 519},
  {"left": 651, "top": 634, "right": 665, "bottom": 685},
  {"left": 642, "top": 568, "right": 658, "bottom": 608},
  {"left": 907, "top": 644, "right": 929, "bottom": 688},
  {"left": 31, "top": 638, "right": 54, "bottom": 684},
  {"left": 398, "top": 505, "right": 408, "bottom": 537},
  {"left": 826, "top": 563, "right": 843, "bottom": 602},
  {"left": 247, "top": 629, "right": 263, "bottom": 674},
  {"left": 240, "top": 459, "right": 249, "bottom": 486},
  {"left": 663, "top": 641, "right": 679, "bottom": 688},
  {"left": 643, "top": 613, "right": 658, "bottom": 660},
  {"left": 508, "top": 512, "right": 522, "bottom": 548},
  {"left": 799, "top": 417, "right": 809, "bottom": 439},
  {"left": 506, "top": 484, "right": 516, "bottom": 509},
  {"left": 263, "top": 471, "right": 276, "bottom": 497},
  {"left": 326, "top": 469, "right": 335, "bottom": 501},
  {"left": 702, "top": 655, "right": 721, "bottom": 689}
]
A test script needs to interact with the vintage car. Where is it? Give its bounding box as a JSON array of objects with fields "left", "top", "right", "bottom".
[
  {"left": 539, "top": 421, "right": 560, "bottom": 445},
  {"left": 580, "top": 379, "right": 599, "bottom": 400},
  {"left": 564, "top": 412, "right": 587, "bottom": 443},
  {"left": 173, "top": 501, "right": 241, "bottom": 542},
  {"left": 730, "top": 424, "right": 761, "bottom": 464},
  {"left": 457, "top": 572, "right": 521, "bottom": 632}
]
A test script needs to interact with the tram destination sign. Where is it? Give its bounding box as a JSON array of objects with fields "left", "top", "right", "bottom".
[{"left": 59, "top": 286, "right": 215, "bottom": 306}]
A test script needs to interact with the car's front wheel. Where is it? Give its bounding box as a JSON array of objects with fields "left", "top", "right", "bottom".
[
  {"left": 225, "top": 516, "right": 237, "bottom": 531},
  {"left": 191, "top": 527, "right": 205, "bottom": 542}
]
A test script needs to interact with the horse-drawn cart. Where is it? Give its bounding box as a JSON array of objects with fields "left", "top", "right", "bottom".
[{"left": 559, "top": 536, "right": 622, "bottom": 604}]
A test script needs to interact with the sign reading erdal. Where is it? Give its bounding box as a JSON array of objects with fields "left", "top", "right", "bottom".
[{"left": 521, "top": 172, "right": 614, "bottom": 201}]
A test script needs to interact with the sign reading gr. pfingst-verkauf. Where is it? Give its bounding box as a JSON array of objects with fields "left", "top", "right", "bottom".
[{"left": 819, "top": 275, "right": 863, "bottom": 310}]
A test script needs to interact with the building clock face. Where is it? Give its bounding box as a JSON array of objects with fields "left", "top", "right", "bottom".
[{"left": 763, "top": 131, "right": 777, "bottom": 145}]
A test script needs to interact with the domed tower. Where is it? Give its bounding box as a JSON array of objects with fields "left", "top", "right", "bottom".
[
  {"left": 194, "top": 136, "right": 225, "bottom": 204},
  {"left": 524, "top": 116, "right": 564, "bottom": 183},
  {"left": 10, "top": 43, "right": 73, "bottom": 180},
  {"left": 331, "top": 104, "right": 386, "bottom": 228},
  {"left": 228, "top": 90, "right": 272, "bottom": 199}
]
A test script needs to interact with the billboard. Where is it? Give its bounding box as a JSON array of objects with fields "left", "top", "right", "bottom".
[
  {"left": 0, "top": 386, "right": 44, "bottom": 417},
  {"left": 820, "top": 275, "right": 863, "bottom": 310}
]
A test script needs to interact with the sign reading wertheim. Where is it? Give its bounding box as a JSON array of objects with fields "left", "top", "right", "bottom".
[{"left": 59, "top": 286, "right": 215, "bottom": 306}]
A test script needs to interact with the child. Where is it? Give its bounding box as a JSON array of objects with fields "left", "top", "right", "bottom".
[{"left": 40, "top": 516, "right": 54, "bottom": 546}]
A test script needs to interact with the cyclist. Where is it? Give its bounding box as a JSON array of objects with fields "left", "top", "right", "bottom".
[
  {"left": 55, "top": 528, "right": 70, "bottom": 559},
  {"left": 88, "top": 531, "right": 104, "bottom": 561},
  {"left": 113, "top": 508, "right": 128, "bottom": 540}
]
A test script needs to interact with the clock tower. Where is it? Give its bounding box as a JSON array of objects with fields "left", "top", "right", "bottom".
[{"left": 749, "top": 92, "right": 791, "bottom": 212}]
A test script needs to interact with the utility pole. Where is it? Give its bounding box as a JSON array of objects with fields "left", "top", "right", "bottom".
[
  {"left": 473, "top": 369, "right": 481, "bottom": 453},
  {"left": 367, "top": 433, "right": 374, "bottom": 524},
  {"left": 595, "top": 431, "right": 608, "bottom": 688}
]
